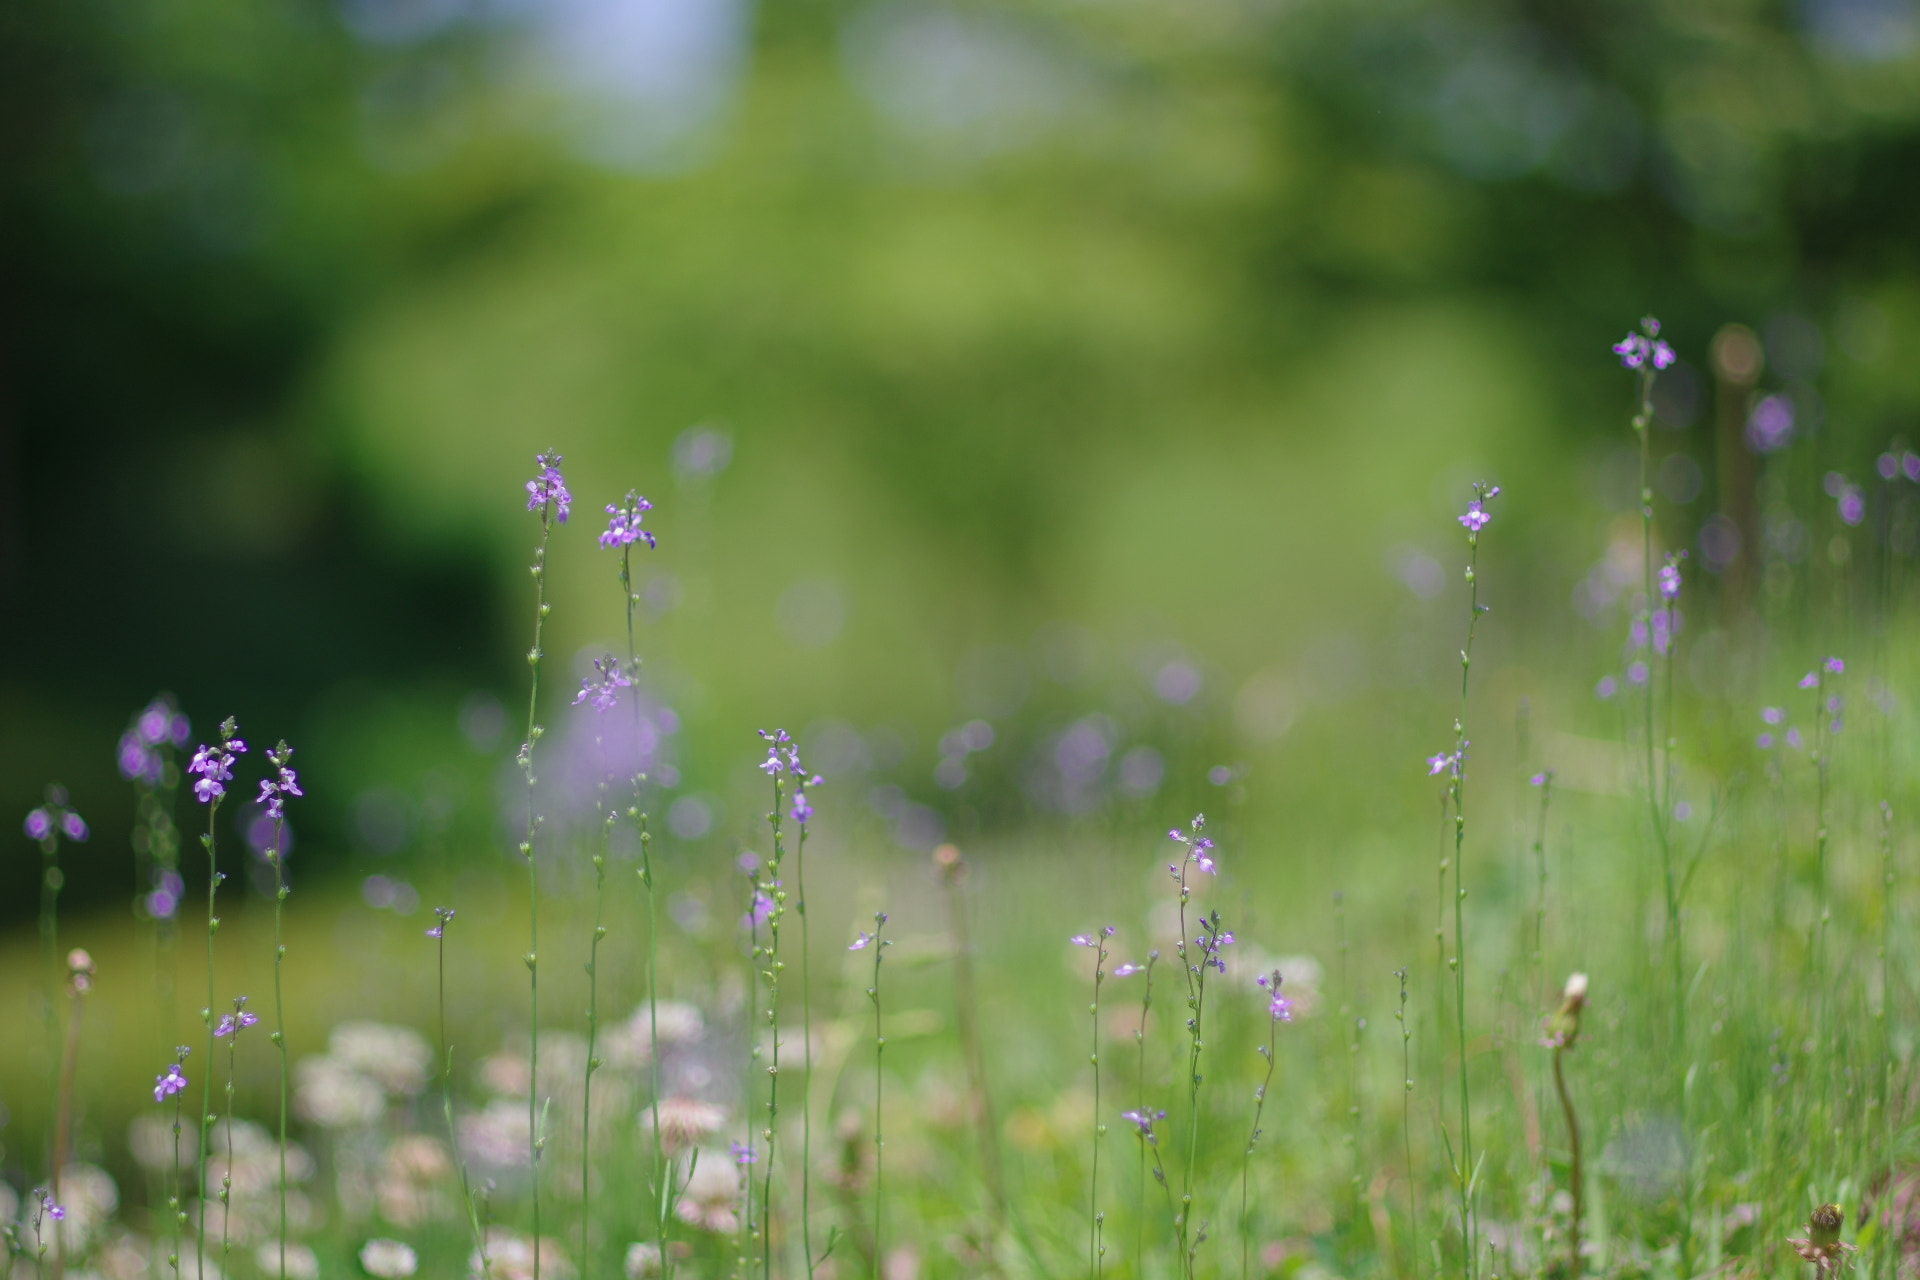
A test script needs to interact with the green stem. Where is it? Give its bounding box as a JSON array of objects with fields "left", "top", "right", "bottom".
[
  {"left": 196, "top": 796, "right": 223, "bottom": 1280},
  {"left": 271, "top": 821, "right": 289, "bottom": 1280},
  {"left": 522, "top": 509, "right": 555, "bottom": 1280}
]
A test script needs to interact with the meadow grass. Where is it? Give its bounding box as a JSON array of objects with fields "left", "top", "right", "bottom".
[{"left": 5, "top": 383, "right": 1919, "bottom": 1280}]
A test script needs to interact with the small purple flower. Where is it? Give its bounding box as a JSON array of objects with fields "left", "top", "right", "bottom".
[
  {"left": 573, "top": 655, "right": 633, "bottom": 714},
  {"left": 526, "top": 451, "right": 571, "bottom": 523},
  {"left": 1907, "top": 453, "right": 1920, "bottom": 483},
  {"left": 1786, "top": 727, "right": 1804, "bottom": 750},
  {"left": 791, "top": 792, "right": 813, "bottom": 826},
  {"left": 1826, "top": 657, "right": 1845, "bottom": 675},
  {"left": 1459, "top": 501, "right": 1491, "bottom": 533},
  {"left": 1596, "top": 675, "right": 1619, "bottom": 700},
  {"left": 599, "top": 491, "right": 657, "bottom": 550},
  {"left": 215, "top": 998, "right": 260, "bottom": 1038},
  {"left": 1762, "top": 706, "right": 1784, "bottom": 725},
  {"left": 1169, "top": 814, "right": 1218, "bottom": 875},
  {"left": 1881, "top": 453, "right": 1900, "bottom": 481},
  {"left": 1069, "top": 933, "right": 1096, "bottom": 947},
  {"left": 1628, "top": 661, "right": 1650, "bottom": 686},
  {"left": 1121, "top": 1108, "right": 1166, "bottom": 1140},
  {"left": 1257, "top": 972, "right": 1294, "bottom": 1022},
  {"left": 850, "top": 932, "right": 875, "bottom": 951},
  {"left": 731, "top": 1140, "right": 756, "bottom": 1166},
  {"left": 1659, "top": 552, "right": 1685, "bottom": 601},
  {"left": 1758, "top": 733, "right": 1775, "bottom": 750},
  {"left": 43, "top": 1197, "right": 65, "bottom": 1222},
  {"left": 1799, "top": 672, "right": 1820, "bottom": 690},
  {"left": 1529, "top": 772, "right": 1551, "bottom": 787},
  {"left": 1112, "top": 962, "right": 1146, "bottom": 977},
  {"left": 148, "top": 870, "right": 184, "bottom": 921},
  {"left": 426, "top": 906, "right": 455, "bottom": 940},
  {"left": 255, "top": 740, "right": 302, "bottom": 822},
  {"left": 154, "top": 1062, "right": 189, "bottom": 1102},
  {"left": 24, "top": 807, "right": 52, "bottom": 840},
  {"left": 61, "top": 811, "right": 88, "bottom": 840}
]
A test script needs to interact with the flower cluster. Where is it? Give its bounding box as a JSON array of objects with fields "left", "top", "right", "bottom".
[
  {"left": 573, "top": 655, "right": 634, "bottom": 714},
  {"left": 758, "top": 728, "right": 823, "bottom": 824},
  {"left": 256, "top": 739, "right": 302, "bottom": 822},
  {"left": 526, "top": 451, "right": 571, "bottom": 523},
  {"left": 188, "top": 717, "right": 248, "bottom": 805},
  {"left": 1167, "top": 813, "right": 1216, "bottom": 876},
  {"left": 23, "top": 784, "right": 88, "bottom": 846},
  {"left": 1799, "top": 657, "right": 1847, "bottom": 734},
  {"left": 425, "top": 906, "right": 455, "bottom": 940},
  {"left": 1756, "top": 705, "right": 1803, "bottom": 752},
  {"left": 1193, "top": 911, "right": 1234, "bottom": 975},
  {"left": 1658, "top": 550, "right": 1685, "bottom": 601},
  {"left": 118, "top": 696, "right": 191, "bottom": 784},
  {"left": 1612, "top": 316, "right": 1675, "bottom": 371},
  {"left": 1256, "top": 970, "right": 1293, "bottom": 1023},
  {"left": 599, "top": 491, "right": 657, "bottom": 550}
]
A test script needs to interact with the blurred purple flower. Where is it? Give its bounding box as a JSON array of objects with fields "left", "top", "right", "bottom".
[
  {"left": 1826, "top": 657, "right": 1845, "bottom": 674},
  {"left": 1746, "top": 395, "right": 1794, "bottom": 454},
  {"left": 573, "top": 655, "right": 633, "bottom": 714},
  {"left": 214, "top": 1008, "right": 260, "bottom": 1037},
  {"left": 1762, "top": 706, "right": 1784, "bottom": 725},
  {"left": 24, "top": 808, "right": 51, "bottom": 841},
  {"left": 1596, "top": 675, "right": 1619, "bottom": 700},
  {"left": 1787, "top": 727, "right": 1805, "bottom": 750},
  {"left": 732, "top": 1141, "right": 756, "bottom": 1166},
  {"left": 849, "top": 932, "right": 876, "bottom": 951}
]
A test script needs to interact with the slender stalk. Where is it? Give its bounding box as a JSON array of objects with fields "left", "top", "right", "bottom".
[
  {"left": 620, "top": 526, "right": 672, "bottom": 1278},
  {"left": 1242, "top": 971, "right": 1287, "bottom": 1280},
  {"left": 520, "top": 458, "right": 563, "bottom": 1280},
  {"left": 262, "top": 740, "right": 300, "bottom": 1280},
  {"left": 583, "top": 799, "right": 611, "bottom": 1275},
  {"left": 1446, "top": 484, "right": 1495, "bottom": 1280},
  {"left": 168, "top": 1047, "right": 190, "bottom": 1280},
  {"left": 433, "top": 910, "right": 491, "bottom": 1278},
  {"left": 742, "top": 860, "right": 764, "bottom": 1280},
  {"left": 1079, "top": 926, "right": 1115, "bottom": 1280},
  {"left": 195, "top": 782, "right": 228, "bottom": 1280},
  {"left": 1133, "top": 952, "right": 1159, "bottom": 1273},
  {"left": 1393, "top": 968, "right": 1418, "bottom": 1280},
  {"left": 51, "top": 952, "right": 92, "bottom": 1280},
  {"left": 797, "top": 787, "right": 817, "bottom": 1280},
  {"left": 757, "top": 747, "right": 792, "bottom": 1280},
  {"left": 859, "top": 913, "right": 891, "bottom": 1279}
]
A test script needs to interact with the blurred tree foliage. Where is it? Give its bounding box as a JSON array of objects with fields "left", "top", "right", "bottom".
[{"left": 3, "top": 0, "right": 1918, "bottom": 920}]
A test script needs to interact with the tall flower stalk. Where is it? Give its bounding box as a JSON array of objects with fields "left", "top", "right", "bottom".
[
  {"left": 1120, "top": 952, "right": 1157, "bottom": 1270},
  {"left": 1613, "top": 318, "right": 1682, "bottom": 1053},
  {"left": 755, "top": 731, "right": 794, "bottom": 1280},
  {"left": 256, "top": 740, "right": 301, "bottom": 1280},
  {"left": 120, "top": 697, "right": 190, "bottom": 1042},
  {"left": 154, "top": 1047, "right": 192, "bottom": 1279},
  {"left": 601, "top": 489, "right": 667, "bottom": 1271},
  {"left": 1393, "top": 967, "right": 1418, "bottom": 1276},
  {"left": 1242, "top": 971, "right": 1291, "bottom": 1280},
  {"left": 1429, "top": 481, "right": 1497, "bottom": 1280},
  {"left": 574, "top": 656, "right": 629, "bottom": 1274},
  {"left": 24, "top": 783, "right": 86, "bottom": 1233},
  {"left": 520, "top": 450, "right": 570, "bottom": 1280},
  {"left": 213, "top": 996, "right": 261, "bottom": 1273},
  {"left": 429, "top": 908, "right": 491, "bottom": 1278},
  {"left": 1072, "top": 926, "right": 1117, "bottom": 1280},
  {"left": 1544, "top": 975, "right": 1589, "bottom": 1278},
  {"left": 186, "top": 717, "right": 245, "bottom": 1280},
  {"left": 1168, "top": 815, "right": 1230, "bottom": 1279},
  {"left": 851, "top": 914, "right": 890, "bottom": 1278}
]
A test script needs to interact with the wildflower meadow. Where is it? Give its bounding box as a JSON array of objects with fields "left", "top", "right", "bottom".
[{"left": 5, "top": 309, "right": 1919, "bottom": 1280}]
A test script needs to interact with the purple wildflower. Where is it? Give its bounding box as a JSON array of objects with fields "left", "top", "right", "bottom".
[
  {"left": 743, "top": 888, "right": 776, "bottom": 930},
  {"left": 1613, "top": 317, "right": 1675, "bottom": 371},
  {"left": 1907, "top": 453, "right": 1920, "bottom": 483},
  {"left": 1762, "top": 706, "right": 1784, "bottom": 725},
  {"left": 599, "top": 491, "right": 657, "bottom": 550},
  {"left": 1529, "top": 772, "right": 1550, "bottom": 787},
  {"left": 1112, "top": 962, "right": 1146, "bottom": 977},
  {"left": 1069, "top": 933, "right": 1096, "bottom": 947},
  {"left": 1799, "top": 672, "right": 1820, "bottom": 690},
  {"left": 1168, "top": 814, "right": 1218, "bottom": 875},
  {"left": 255, "top": 740, "right": 302, "bottom": 822},
  {"left": 1826, "top": 657, "right": 1845, "bottom": 675},
  {"left": 148, "top": 870, "right": 184, "bottom": 920},
  {"left": 526, "top": 451, "right": 571, "bottom": 523},
  {"left": 1839, "top": 485, "right": 1866, "bottom": 527},
  {"left": 1659, "top": 552, "right": 1685, "bottom": 601},
  {"left": 43, "top": 1198, "right": 65, "bottom": 1222},
  {"left": 1628, "top": 661, "right": 1650, "bottom": 686},
  {"left": 850, "top": 932, "right": 876, "bottom": 951},
  {"left": 154, "top": 1062, "right": 190, "bottom": 1102},
  {"left": 1257, "top": 970, "right": 1294, "bottom": 1022},
  {"left": 573, "top": 655, "right": 633, "bottom": 713},
  {"left": 426, "top": 906, "right": 455, "bottom": 940},
  {"left": 1596, "top": 675, "right": 1619, "bottom": 700},
  {"left": 188, "top": 719, "right": 247, "bottom": 805},
  {"left": 1758, "top": 733, "right": 1775, "bottom": 750},
  {"left": 1786, "top": 727, "right": 1805, "bottom": 750},
  {"left": 24, "top": 808, "right": 51, "bottom": 840},
  {"left": 791, "top": 792, "right": 813, "bottom": 825},
  {"left": 214, "top": 1011, "right": 258, "bottom": 1036},
  {"left": 23, "top": 785, "right": 86, "bottom": 847},
  {"left": 61, "top": 811, "right": 88, "bottom": 840},
  {"left": 731, "top": 1140, "right": 757, "bottom": 1166},
  {"left": 1121, "top": 1108, "right": 1166, "bottom": 1141}
]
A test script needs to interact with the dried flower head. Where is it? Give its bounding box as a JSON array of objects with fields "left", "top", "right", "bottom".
[{"left": 1788, "top": 1203, "right": 1858, "bottom": 1274}]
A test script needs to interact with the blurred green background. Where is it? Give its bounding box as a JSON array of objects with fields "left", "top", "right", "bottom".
[{"left": 5, "top": 0, "right": 1920, "bottom": 922}]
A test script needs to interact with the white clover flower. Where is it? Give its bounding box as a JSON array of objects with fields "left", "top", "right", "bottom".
[{"left": 359, "top": 1237, "right": 419, "bottom": 1278}]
